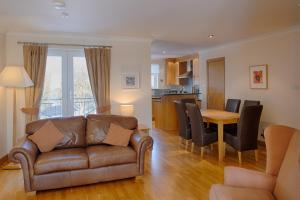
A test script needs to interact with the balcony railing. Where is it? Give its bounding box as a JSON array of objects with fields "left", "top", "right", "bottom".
[{"left": 39, "top": 97, "right": 96, "bottom": 119}]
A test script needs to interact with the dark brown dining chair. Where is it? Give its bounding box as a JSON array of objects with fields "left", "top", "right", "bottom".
[
  {"left": 225, "top": 99, "right": 241, "bottom": 113},
  {"left": 186, "top": 103, "right": 218, "bottom": 158},
  {"left": 243, "top": 100, "right": 260, "bottom": 107},
  {"left": 224, "top": 105, "right": 263, "bottom": 163},
  {"left": 180, "top": 98, "right": 196, "bottom": 105},
  {"left": 174, "top": 100, "right": 192, "bottom": 149},
  {"left": 223, "top": 99, "right": 241, "bottom": 133}
]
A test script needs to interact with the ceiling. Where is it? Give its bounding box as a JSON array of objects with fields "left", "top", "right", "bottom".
[{"left": 0, "top": 0, "right": 300, "bottom": 58}]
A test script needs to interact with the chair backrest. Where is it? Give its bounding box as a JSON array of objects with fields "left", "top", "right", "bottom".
[
  {"left": 174, "top": 100, "right": 191, "bottom": 139},
  {"left": 185, "top": 103, "right": 205, "bottom": 145},
  {"left": 225, "top": 99, "right": 241, "bottom": 113},
  {"left": 180, "top": 98, "right": 196, "bottom": 106},
  {"left": 236, "top": 105, "right": 263, "bottom": 151},
  {"left": 274, "top": 131, "right": 300, "bottom": 200},
  {"left": 243, "top": 100, "right": 260, "bottom": 107}
]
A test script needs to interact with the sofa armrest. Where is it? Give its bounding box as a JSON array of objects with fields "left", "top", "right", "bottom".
[
  {"left": 130, "top": 131, "right": 153, "bottom": 174},
  {"left": 9, "top": 138, "right": 39, "bottom": 192},
  {"left": 224, "top": 166, "right": 276, "bottom": 192}
]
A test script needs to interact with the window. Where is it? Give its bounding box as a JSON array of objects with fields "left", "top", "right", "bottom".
[
  {"left": 39, "top": 49, "right": 96, "bottom": 119},
  {"left": 151, "top": 64, "right": 160, "bottom": 89}
]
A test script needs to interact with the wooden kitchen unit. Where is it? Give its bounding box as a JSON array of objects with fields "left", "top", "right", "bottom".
[
  {"left": 165, "top": 58, "right": 179, "bottom": 85},
  {"left": 152, "top": 94, "right": 200, "bottom": 131},
  {"left": 165, "top": 54, "right": 199, "bottom": 86}
]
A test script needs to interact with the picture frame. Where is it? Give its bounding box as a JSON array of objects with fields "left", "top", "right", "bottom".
[
  {"left": 249, "top": 64, "right": 268, "bottom": 89},
  {"left": 121, "top": 72, "right": 140, "bottom": 89}
]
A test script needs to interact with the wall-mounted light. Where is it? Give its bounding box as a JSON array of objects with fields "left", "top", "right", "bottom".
[
  {"left": 208, "top": 34, "right": 215, "bottom": 39},
  {"left": 52, "top": 0, "right": 69, "bottom": 18},
  {"left": 120, "top": 104, "right": 134, "bottom": 116},
  {"left": 52, "top": 0, "right": 66, "bottom": 10}
]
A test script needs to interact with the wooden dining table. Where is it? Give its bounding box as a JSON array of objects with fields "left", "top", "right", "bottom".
[{"left": 201, "top": 109, "right": 240, "bottom": 161}]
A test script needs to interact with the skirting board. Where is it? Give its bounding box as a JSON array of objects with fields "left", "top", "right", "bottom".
[
  {"left": 1, "top": 154, "right": 21, "bottom": 170},
  {"left": 0, "top": 154, "right": 8, "bottom": 167}
]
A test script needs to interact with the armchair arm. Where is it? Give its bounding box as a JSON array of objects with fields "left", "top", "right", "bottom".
[
  {"left": 9, "top": 138, "right": 39, "bottom": 192},
  {"left": 224, "top": 166, "right": 276, "bottom": 192},
  {"left": 130, "top": 131, "right": 153, "bottom": 174}
]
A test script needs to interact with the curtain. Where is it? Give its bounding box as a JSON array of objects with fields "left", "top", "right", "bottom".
[
  {"left": 23, "top": 44, "right": 48, "bottom": 122},
  {"left": 84, "top": 47, "right": 111, "bottom": 114}
]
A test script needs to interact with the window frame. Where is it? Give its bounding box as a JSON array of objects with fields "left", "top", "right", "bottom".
[
  {"left": 41, "top": 48, "right": 94, "bottom": 118},
  {"left": 151, "top": 64, "right": 160, "bottom": 89}
]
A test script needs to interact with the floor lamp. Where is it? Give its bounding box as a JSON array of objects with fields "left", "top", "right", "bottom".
[{"left": 0, "top": 66, "right": 34, "bottom": 170}]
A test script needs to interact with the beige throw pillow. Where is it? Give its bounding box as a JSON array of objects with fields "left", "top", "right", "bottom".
[
  {"left": 28, "top": 121, "right": 64, "bottom": 152},
  {"left": 103, "top": 123, "right": 133, "bottom": 147}
]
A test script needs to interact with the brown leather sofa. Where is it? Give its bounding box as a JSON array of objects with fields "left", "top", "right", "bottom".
[{"left": 9, "top": 114, "right": 153, "bottom": 192}]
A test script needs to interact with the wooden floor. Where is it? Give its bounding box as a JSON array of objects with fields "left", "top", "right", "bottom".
[{"left": 0, "top": 128, "right": 266, "bottom": 200}]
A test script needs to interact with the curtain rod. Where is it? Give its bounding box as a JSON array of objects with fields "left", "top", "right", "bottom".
[{"left": 17, "top": 41, "right": 112, "bottom": 48}]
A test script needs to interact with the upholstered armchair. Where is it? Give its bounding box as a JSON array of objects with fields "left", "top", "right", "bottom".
[{"left": 210, "top": 125, "right": 300, "bottom": 200}]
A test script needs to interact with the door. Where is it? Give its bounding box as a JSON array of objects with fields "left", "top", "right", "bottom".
[{"left": 207, "top": 57, "right": 225, "bottom": 110}]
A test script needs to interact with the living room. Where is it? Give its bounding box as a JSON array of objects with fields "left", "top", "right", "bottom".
[{"left": 0, "top": 0, "right": 299, "bottom": 199}]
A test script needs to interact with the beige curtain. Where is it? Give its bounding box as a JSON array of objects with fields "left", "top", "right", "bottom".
[
  {"left": 84, "top": 47, "right": 111, "bottom": 114},
  {"left": 23, "top": 44, "right": 48, "bottom": 122}
]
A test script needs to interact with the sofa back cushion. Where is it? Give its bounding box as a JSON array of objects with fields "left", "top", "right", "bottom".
[
  {"left": 86, "top": 118, "right": 110, "bottom": 145},
  {"left": 86, "top": 114, "right": 138, "bottom": 145},
  {"left": 274, "top": 131, "right": 300, "bottom": 200},
  {"left": 26, "top": 116, "right": 87, "bottom": 149}
]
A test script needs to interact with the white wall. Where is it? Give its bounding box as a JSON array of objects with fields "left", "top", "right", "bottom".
[
  {"left": 3, "top": 32, "right": 152, "bottom": 154},
  {"left": 151, "top": 58, "right": 167, "bottom": 89},
  {"left": 199, "top": 28, "right": 300, "bottom": 131},
  {"left": 0, "top": 34, "right": 7, "bottom": 157}
]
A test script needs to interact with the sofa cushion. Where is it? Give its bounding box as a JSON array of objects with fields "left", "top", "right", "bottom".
[
  {"left": 86, "top": 118, "right": 110, "bottom": 145},
  {"left": 86, "top": 145, "right": 137, "bottom": 169},
  {"left": 103, "top": 123, "right": 133, "bottom": 147},
  {"left": 87, "top": 114, "right": 138, "bottom": 130},
  {"left": 274, "top": 132, "right": 300, "bottom": 200},
  {"left": 28, "top": 121, "right": 64, "bottom": 152},
  {"left": 209, "top": 184, "right": 274, "bottom": 200},
  {"left": 26, "top": 116, "right": 87, "bottom": 149},
  {"left": 34, "top": 148, "right": 88, "bottom": 175}
]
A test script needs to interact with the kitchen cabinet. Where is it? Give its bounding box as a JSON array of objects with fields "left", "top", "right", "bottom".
[
  {"left": 192, "top": 58, "right": 200, "bottom": 84},
  {"left": 165, "top": 54, "right": 199, "bottom": 86},
  {"left": 165, "top": 59, "right": 179, "bottom": 85},
  {"left": 178, "top": 61, "right": 188, "bottom": 85}
]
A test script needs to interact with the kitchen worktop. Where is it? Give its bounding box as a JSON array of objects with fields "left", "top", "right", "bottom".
[{"left": 152, "top": 92, "right": 201, "bottom": 99}]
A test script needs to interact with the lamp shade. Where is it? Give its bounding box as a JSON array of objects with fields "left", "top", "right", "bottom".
[
  {"left": 0, "top": 66, "right": 34, "bottom": 88},
  {"left": 120, "top": 104, "right": 134, "bottom": 116}
]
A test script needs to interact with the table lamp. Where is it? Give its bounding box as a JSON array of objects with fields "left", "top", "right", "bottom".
[
  {"left": 0, "top": 66, "right": 34, "bottom": 169},
  {"left": 120, "top": 104, "right": 134, "bottom": 116}
]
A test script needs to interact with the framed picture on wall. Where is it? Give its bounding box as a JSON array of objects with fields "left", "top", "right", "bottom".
[
  {"left": 249, "top": 64, "right": 268, "bottom": 89},
  {"left": 121, "top": 72, "right": 140, "bottom": 89}
]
